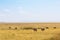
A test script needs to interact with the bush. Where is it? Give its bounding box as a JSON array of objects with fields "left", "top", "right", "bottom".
[{"left": 38, "top": 28, "right": 41, "bottom": 29}]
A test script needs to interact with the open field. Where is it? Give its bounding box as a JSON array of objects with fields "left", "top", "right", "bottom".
[
  {"left": 0, "top": 23, "right": 60, "bottom": 40},
  {"left": 0, "top": 23, "right": 60, "bottom": 29},
  {"left": 0, "top": 29, "right": 60, "bottom": 40}
]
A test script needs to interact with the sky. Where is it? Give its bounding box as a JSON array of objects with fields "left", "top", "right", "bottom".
[{"left": 0, "top": 0, "right": 60, "bottom": 22}]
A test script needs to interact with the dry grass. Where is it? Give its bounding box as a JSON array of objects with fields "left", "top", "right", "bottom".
[
  {"left": 0, "top": 23, "right": 60, "bottom": 29},
  {"left": 0, "top": 29, "right": 60, "bottom": 40},
  {"left": 0, "top": 23, "right": 60, "bottom": 40}
]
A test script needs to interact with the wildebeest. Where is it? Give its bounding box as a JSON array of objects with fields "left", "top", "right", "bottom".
[
  {"left": 15, "top": 27, "right": 17, "bottom": 30},
  {"left": 53, "top": 27, "right": 56, "bottom": 29},
  {"left": 41, "top": 27, "right": 45, "bottom": 31},
  {"left": 9, "top": 27, "right": 11, "bottom": 29},
  {"left": 33, "top": 28, "right": 37, "bottom": 31},
  {"left": 46, "top": 27, "right": 49, "bottom": 29}
]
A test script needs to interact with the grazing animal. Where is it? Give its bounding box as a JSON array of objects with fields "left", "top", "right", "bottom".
[
  {"left": 41, "top": 27, "right": 45, "bottom": 31},
  {"left": 46, "top": 27, "right": 49, "bottom": 29},
  {"left": 33, "top": 28, "right": 37, "bottom": 31},
  {"left": 15, "top": 27, "right": 17, "bottom": 30},
  {"left": 9, "top": 27, "right": 11, "bottom": 29},
  {"left": 53, "top": 27, "right": 56, "bottom": 29}
]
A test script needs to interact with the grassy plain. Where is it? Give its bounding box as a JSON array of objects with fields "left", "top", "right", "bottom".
[
  {"left": 0, "top": 29, "right": 60, "bottom": 40},
  {"left": 0, "top": 23, "right": 60, "bottom": 40},
  {"left": 0, "top": 23, "right": 60, "bottom": 29}
]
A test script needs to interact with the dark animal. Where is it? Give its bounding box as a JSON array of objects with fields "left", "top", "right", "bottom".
[
  {"left": 15, "top": 27, "right": 17, "bottom": 30},
  {"left": 46, "top": 27, "right": 49, "bottom": 29},
  {"left": 33, "top": 28, "right": 37, "bottom": 31},
  {"left": 53, "top": 27, "right": 56, "bottom": 29},
  {"left": 41, "top": 27, "right": 45, "bottom": 31},
  {"left": 9, "top": 27, "right": 11, "bottom": 29}
]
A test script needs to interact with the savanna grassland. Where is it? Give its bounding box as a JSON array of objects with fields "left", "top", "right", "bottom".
[{"left": 0, "top": 23, "right": 60, "bottom": 40}]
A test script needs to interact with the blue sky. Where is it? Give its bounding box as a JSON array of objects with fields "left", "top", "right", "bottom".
[{"left": 0, "top": 0, "right": 60, "bottom": 22}]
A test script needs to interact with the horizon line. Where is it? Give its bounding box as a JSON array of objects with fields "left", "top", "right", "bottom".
[{"left": 0, "top": 22, "right": 60, "bottom": 23}]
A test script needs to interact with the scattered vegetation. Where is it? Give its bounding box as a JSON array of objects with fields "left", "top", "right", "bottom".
[{"left": 37, "top": 28, "right": 41, "bottom": 29}]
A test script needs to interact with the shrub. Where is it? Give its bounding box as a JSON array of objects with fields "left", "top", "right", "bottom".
[{"left": 38, "top": 28, "right": 41, "bottom": 29}]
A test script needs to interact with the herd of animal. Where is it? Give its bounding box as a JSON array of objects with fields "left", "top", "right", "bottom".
[{"left": 8, "top": 26, "right": 57, "bottom": 31}]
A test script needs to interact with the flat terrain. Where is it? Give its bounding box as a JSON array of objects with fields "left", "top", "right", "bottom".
[
  {"left": 0, "top": 29, "right": 60, "bottom": 40},
  {"left": 0, "top": 23, "right": 60, "bottom": 29},
  {"left": 0, "top": 23, "right": 60, "bottom": 40}
]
